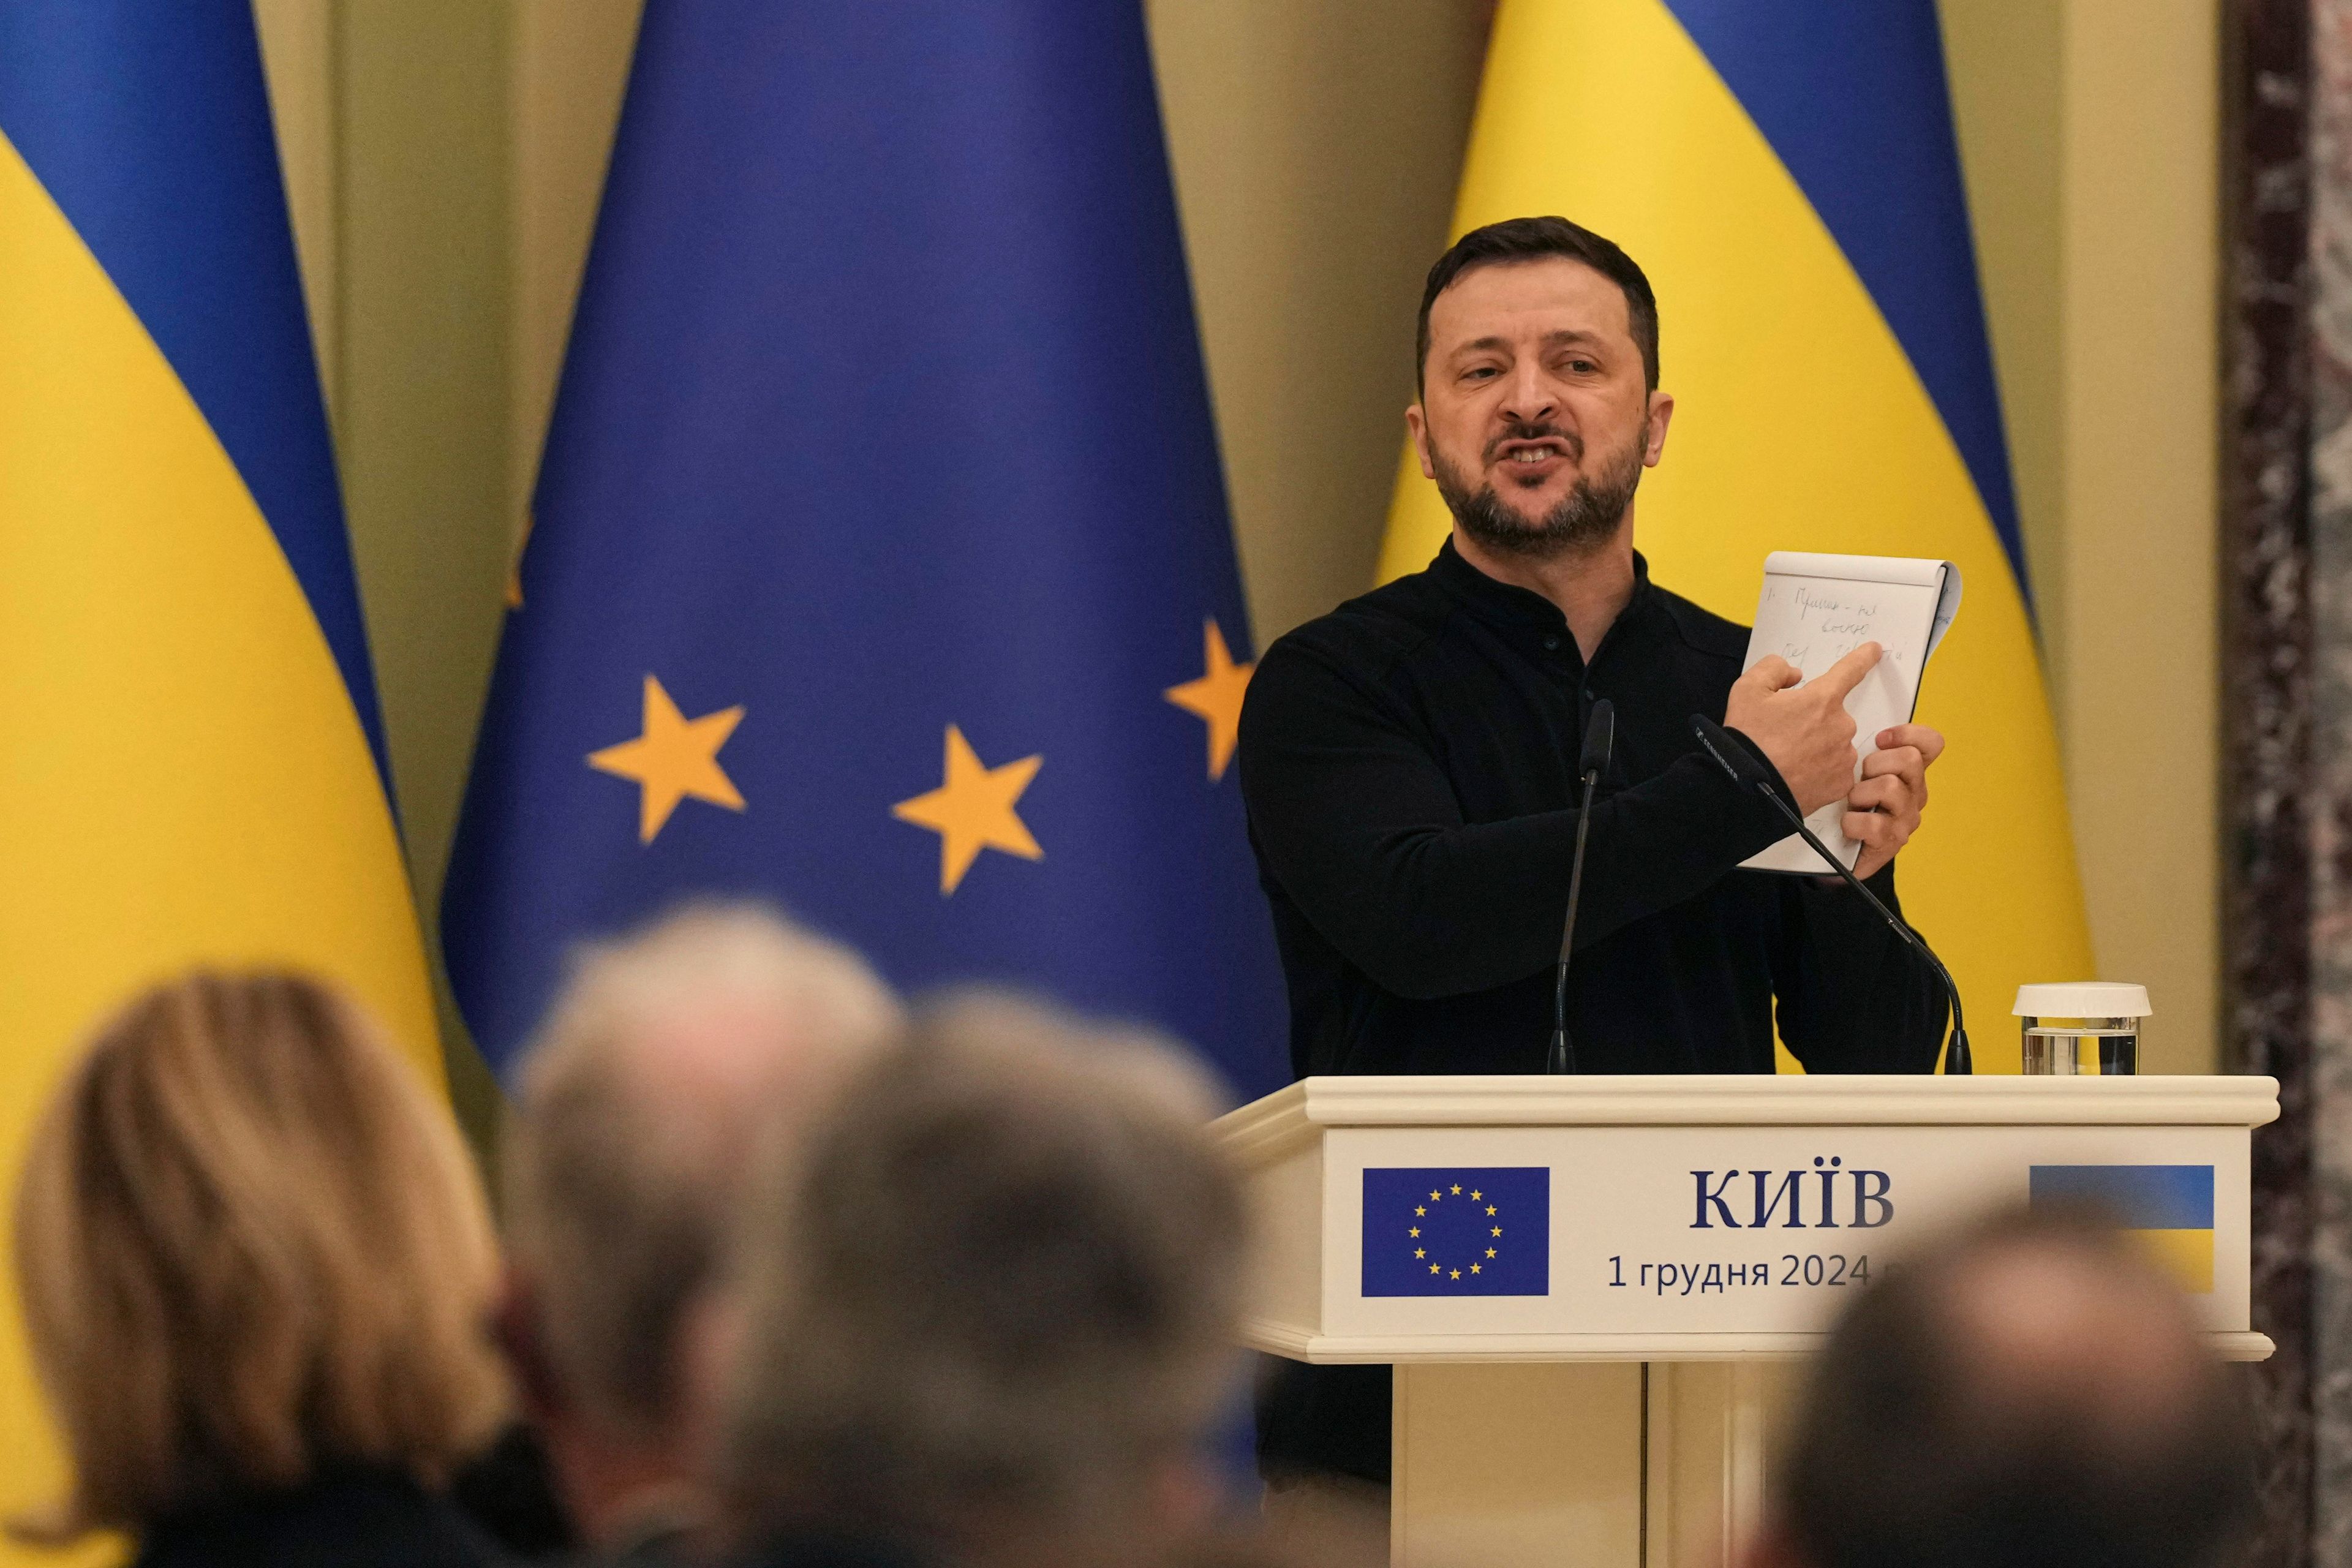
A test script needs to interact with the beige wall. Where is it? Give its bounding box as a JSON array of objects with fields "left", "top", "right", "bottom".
[
  {"left": 2054, "top": 0, "right": 2219, "bottom": 1074},
  {"left": 254, "top": 0, "right": 2221, "bottom": 1100},
  {"left": 1942, "top": 0, "right": 2220, "bottom": 1072},
  {"left": 254, "top": 0, "right": 519, "bottom": 1142},
  {"left": 1147, "top": 0, "right": 1492, "bottom": 642},
  {"left": 513, "top": 0, "right": 644, "bottom": 521}
]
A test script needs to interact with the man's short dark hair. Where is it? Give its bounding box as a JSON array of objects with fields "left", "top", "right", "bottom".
[
  {"left": 1777, "top": 1208, "right": 2255, "bottom": 1568},
  {"left": 1415, "top": 216, "right": 1660, "bottom": 396}
]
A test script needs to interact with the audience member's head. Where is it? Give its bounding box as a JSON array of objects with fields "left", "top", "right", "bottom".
[
  {"left": 12, "top": 970, "right": 506, "bottom": 1541},
  {"left": 1752, "top": 1207, "right": 2255, "bottom": 1568},
  {"left": 500, "top": 903, "right": 899, "bottom": 1546},
  {"left": 722, "top": 992, "right": 1246, "bottom": 1568}
]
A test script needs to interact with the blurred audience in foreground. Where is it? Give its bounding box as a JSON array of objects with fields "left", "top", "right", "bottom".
[
  {"left": 7, "top": 941, "right": 1287, "bottom": 1568},
  {"left": 498, "top": 905, "right": 900, "bottom": 1563},
  {"left": 1748, "top": 1207, "right": 2256, "bottom": 1568},
  {"left": 718, "top": 993, "right": 1248, "bottom": 1568},
  {"left": 11, "top": 971, "right": 508, "bottom": 1568}
]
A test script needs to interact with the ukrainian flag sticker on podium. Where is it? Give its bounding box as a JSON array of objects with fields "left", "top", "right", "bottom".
[{"left": 2031, "top": 1164, "right": 2217, "bottom": 1294}]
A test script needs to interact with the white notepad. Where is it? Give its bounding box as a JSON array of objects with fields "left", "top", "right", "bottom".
[{"left": 1737, "top": 552, "right": 1963, "bottom": 875}]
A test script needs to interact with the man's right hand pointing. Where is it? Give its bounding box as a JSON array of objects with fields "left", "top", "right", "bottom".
[{"left": 1721, "top": 641, "right": 1882, "bottom": 814}]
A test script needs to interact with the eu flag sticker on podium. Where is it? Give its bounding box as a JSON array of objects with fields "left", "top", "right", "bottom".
[{"left": 1363, "top": 1167, "right": 1550, "bottom": 1296}]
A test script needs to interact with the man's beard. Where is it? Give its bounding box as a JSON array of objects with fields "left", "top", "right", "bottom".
[{"left": 1432, "top": 419, "right": 1647, "bottom": 561}]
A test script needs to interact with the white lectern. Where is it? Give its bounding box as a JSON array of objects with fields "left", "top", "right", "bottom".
[{"left": 1214, "top": 1074, "right": 2276, "bottom": 1568}]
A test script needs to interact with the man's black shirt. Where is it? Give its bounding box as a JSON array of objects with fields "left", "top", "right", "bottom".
[
  {"left": 1238, "top": 539, "right": 1946, "bottom": 1080},
  {"left": 1236, "top": 540, "right": 1945, "bottom": 1483}
]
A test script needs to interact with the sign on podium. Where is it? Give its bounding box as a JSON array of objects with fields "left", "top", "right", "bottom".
[{"left": 1215, "top": 1074, "right": 2275, "bottom": 1568}]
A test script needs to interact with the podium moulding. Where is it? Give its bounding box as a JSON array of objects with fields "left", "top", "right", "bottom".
[{"left": 1215, "top": 1074, "right": 2275, "bottom": 1568}]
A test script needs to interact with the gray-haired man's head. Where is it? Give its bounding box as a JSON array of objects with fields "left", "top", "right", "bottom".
[
  {"left": 722, "top": 993, "right": 1246, "bottom": 1556},
  {"left": 500, "top": 904, "right": 900, "bottom": 1540}
]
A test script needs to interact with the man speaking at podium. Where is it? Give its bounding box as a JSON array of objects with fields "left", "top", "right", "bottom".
[{"left": 1235, "top": 217, "right": 1950, "bottom": 1503}]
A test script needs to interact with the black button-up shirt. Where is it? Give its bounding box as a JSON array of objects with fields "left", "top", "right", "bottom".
[
  {"left": 1239, "top": 539, "right": 1946, "bottom": 1081},
  {"left": 1237, "top": 541, "right": 1947, "bottom": 1485}
]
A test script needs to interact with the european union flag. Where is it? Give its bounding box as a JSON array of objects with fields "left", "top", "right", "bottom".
[
  {"left": 1362, "top": 1168, "right": 1550, "bottom": 1297},
  {"left": 439, "top": 0, "right": 1287, "bottom": 1096}
]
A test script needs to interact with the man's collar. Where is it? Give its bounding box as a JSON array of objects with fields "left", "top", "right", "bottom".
[{"left": 1428, "top": 534, "right": 1655, "bottom": 630}]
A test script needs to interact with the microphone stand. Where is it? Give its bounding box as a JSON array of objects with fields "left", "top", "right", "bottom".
[
  {"left": 1689, "top": 715, "right": 1971, "bottom": 1076},
  {"left": 1548, "top": 699, "right": 1615, "bottom": 1074}
]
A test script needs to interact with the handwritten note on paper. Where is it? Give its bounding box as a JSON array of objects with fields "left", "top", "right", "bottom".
[{"left": 1737, "top": 553, "right": 1962, "bottom": 876}]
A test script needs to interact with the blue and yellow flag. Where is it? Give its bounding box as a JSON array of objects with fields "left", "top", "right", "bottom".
[
  {"left": 0, "top": 1, "right": 437, "bottom": 1541},
  {"left": 1378, "top": 1, "right": 2094, "bottom": 1067},
  {"left": 442, "top": 1, "right": 1287, "bottom": 1097},
  {"left": 1362, "top": 1168, "right": 1550, "bottom": 1297},
  {"left": 2032, "top": 1164, "right": 2216, "bottom": 1294}
]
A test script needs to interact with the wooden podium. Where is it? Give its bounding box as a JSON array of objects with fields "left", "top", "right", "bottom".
[{"left": 1214, "top": 1074, "right": 2276, "bottom": 1568}]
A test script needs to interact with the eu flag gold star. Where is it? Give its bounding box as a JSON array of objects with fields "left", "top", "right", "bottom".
[
  {"left": 1491, "top": 1226, "right": 1502, "bottom": 1237},
  {"left": 1450, "top": 1268, "right": 1461, "bottom": 1280},
  {"left": 1471, "top": 1264, "right": 1481, "bottom": 1275},
  {"left": 1430, "top": 1264, "right": 1440, "bottom": 1275},
  {"left": 588, "top": 674, "right": 745, "bottom": 843},
  {"left": 1408, "top": 1227, "right": 1420, "bottom": 1238},
  {"left": 1487, "top": 1247, "right": 1496, "bottom": 1258},
  {"left": 1414, "top": 1248, "right": 1425, "bottom": 1259},
  {"left": 1450, "top": 1185, "right": 1461, "bottom": 1194},
  {"left": 892, "top": 725, "right": 1044, "bottom": 894},
  {"left": 1163, "top": 618, "right": 1253, "bottom": 780}
]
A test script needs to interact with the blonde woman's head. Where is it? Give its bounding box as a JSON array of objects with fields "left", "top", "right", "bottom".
[{"left": 12, "top": 970, "right": 508, "bottom": 1539}]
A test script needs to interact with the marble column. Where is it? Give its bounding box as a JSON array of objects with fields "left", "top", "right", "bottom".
[
  {"left": 2302, "top": 5, "right": 2352, "bottom": 1559},
  {"left": 2227, "top": 0, "right": 2313, "bottom": 1561},
  {"left": 2197, "top": 3, "right": 2352, "bottom": 1555}
]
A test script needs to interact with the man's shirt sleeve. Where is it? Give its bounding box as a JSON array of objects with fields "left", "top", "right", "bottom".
[{"left": 1769, "top": 867, "right": 1949, "bottom": 1072}]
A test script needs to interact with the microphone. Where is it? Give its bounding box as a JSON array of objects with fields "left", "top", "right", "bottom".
[
  {"left": 1548, "top": 699, "right": 1615, "bottom": 1074},
  {"left": 1688, "top": 714, "right": 1972, "bottom": 1076}
]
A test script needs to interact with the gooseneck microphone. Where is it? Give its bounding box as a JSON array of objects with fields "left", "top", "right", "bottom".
[
  {"left": 1547, "top": 699, "right": 1615, "bottom": 1075},
  {"left": 1688, "top": 714, "right": 1972, "bottom": 1076}
]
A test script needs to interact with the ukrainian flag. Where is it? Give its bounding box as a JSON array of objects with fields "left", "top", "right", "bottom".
[
  {"left": 1379, "top": 1, "right": 2094, "bottom": 1067},
  {"left": 0, "top": 4, "right": 439, "bottom": 1540},
  {"left": 2031, "top": 1165, "right": 2216, "bottom": 1294}
]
